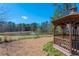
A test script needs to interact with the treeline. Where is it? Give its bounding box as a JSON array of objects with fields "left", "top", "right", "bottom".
[{"left": 0, "top": 21, "right": 51, "bottom": 33}]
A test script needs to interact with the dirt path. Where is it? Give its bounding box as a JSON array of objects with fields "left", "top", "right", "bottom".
[{"left": 0, "top": 37, "right": 53, "bottom": 56}]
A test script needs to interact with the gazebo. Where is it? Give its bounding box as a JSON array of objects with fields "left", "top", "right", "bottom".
[{"left": 52, "top": 4, "right": 79, "bottom": 55}]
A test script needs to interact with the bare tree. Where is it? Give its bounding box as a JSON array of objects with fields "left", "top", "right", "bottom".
[{"left": 0, "top": 4, "right": 10, "bottom": 42}]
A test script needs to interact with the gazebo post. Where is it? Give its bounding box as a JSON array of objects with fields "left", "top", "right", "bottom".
[
  {"left": 68, "top": 23, "right": 72, "bottom": 54},
  {"left": 60, "top": 24, "right": 66, "bottom": 47},
  {"left": 61, "top": 24, "right": 66, "bottom": 39},
  {"left": 53, "top": 24, "right": 56, "bottom": 44}
]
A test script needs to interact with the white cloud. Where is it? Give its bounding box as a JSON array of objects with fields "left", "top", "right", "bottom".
[{"left": 21, "top": 16, "right": 28, "bottom": 20}]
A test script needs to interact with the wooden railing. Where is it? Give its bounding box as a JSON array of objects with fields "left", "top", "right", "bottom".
[{"left": 54, "top": 36, "right": 71, "bottom": 51}]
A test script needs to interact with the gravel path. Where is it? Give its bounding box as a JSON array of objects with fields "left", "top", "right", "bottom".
[{"left": 0, "top": 37, "right": 52, "bottom": 56}]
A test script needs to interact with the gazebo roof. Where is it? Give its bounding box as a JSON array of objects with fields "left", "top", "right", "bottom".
[{"left": 52, "top": 13, "right": 79, "bottom": 25}]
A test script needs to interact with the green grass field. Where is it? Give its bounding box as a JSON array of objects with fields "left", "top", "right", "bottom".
[
  {"left": 0, "top": 33, "right": 52, "bottom": 42},
  {"left": 43, "top": 41, "right": 65, "bottom": 56},
  {"left": 0, "top": 35, "right": 37, "bottom": 41}
]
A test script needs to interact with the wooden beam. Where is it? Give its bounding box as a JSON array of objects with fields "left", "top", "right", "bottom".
[
  {"left": 61, "top": 24, "right": 66, "bottom": 39},
  {"left": 53, "top": 25, "right": 56, "bottom": 44},
  {"left": 68, "top": 23, "right": 72, "bottom": 53}
]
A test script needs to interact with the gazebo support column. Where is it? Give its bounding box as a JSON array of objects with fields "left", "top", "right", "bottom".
[
  {"left": 61, "top": 24, "right": 66, "bottom": 39},
  {"left": 53, "top": 25, "right": 56, "bottom": 44},
  {"left": 68, "top": 23, "right": 72, "bottom": 54},
  {"left": 60, "top": 24, "right": 66, "bottom": 47}
]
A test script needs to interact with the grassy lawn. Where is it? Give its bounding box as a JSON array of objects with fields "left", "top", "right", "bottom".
[
  {"left": 0, "top": 35, "right": 39, "bottom": 41},
  {"left": 0, "top": 34, "right": 52, "bottom": 42},
  {"left": 43, "top": 41, "right": 65, "bottom": 56}
]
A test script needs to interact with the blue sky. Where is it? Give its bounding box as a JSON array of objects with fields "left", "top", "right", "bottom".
[
  {"left": 0, "top": 3, "right": 54, "bottom": 24},
  {"left": 0, "top": 3, "right": 79, "bottom": 24}
]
